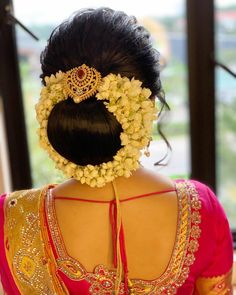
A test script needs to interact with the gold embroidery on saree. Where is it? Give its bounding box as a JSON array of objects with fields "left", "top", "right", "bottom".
[
  {"left": 4, "top": 188, "right": 65, "bottom": 295},
  {"left": 194, "top": 269, "right": 233, "bottom": 294}
]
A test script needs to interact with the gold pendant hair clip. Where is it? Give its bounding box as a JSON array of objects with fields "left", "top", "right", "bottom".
[{"left": 64, "top": 64, "right": 102, "bottom": 103}]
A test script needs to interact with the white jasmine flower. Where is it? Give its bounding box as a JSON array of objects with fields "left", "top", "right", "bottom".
[{"left": 36, "top": 69, "right": 157, "bottom": 187}]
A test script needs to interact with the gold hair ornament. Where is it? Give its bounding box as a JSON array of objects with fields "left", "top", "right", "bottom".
[
  {"left": 36, "top": 64, "right": 157, "bottom": 188},
  {"left": 64, "top": 64, "right": 101, "bottom": 102}
]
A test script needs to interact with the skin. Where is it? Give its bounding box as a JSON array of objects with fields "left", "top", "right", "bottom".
[{"left": 51, "top": 167, "right": 178, "bottom": 280}]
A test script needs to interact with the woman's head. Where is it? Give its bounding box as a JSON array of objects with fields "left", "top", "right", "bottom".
[{"left": 40, "top": 7, "right": 165, "bottom": 166}]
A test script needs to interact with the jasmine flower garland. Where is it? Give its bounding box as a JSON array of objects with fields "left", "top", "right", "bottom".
[{"left": 35, "top": 69, "right": 157, "bottom": 187}]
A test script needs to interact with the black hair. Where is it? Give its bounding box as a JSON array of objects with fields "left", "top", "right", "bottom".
[{"left": 40, "top": 7, "right": 170, "bottom": 166}]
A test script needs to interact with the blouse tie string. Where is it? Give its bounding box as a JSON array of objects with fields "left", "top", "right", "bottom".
[{"left": 111, "top": 180, "right": 129, "bottom": 295}]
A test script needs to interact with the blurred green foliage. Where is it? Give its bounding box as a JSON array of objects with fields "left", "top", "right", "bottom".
[{"left": 18, "top": 15, "right": 236, "bottom": 228}]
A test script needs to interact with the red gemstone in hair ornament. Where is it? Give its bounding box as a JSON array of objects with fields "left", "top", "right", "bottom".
[{"left": 77, "top": 69, "right": 85, "bottom": 79}]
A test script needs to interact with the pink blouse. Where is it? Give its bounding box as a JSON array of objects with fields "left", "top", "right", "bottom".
[{"left": 0, "top": 180, "right": 233, "bottom": 294}]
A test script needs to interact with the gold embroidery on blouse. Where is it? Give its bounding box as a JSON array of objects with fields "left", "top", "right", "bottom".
[
  {"left": 46, "top": 180, "right": 202, "bottom": 294},
  {"left": 4, "top": 188, "right": 66, "bottom": 295},
  {"left": 193, "top": 269, "right": 233, "bottom": 294}
]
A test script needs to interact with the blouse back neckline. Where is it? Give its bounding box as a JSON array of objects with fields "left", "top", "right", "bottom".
[{"left": 43, "top": 180, "right": 202, "bottom": 294}]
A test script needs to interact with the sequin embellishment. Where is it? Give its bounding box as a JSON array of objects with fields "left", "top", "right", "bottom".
[
  {"left": 4, "top": 188, "right": 59, "bottom": 295},
  {"left": 194, "top": 269, "right": 232, "bottom": 294}
]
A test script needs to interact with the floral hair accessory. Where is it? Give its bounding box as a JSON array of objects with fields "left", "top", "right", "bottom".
[{"left": 35, "top": 64, "right": 157, "bottom": 187}]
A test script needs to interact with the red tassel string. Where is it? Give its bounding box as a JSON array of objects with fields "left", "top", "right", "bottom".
[{"left": 109, "top": 200, "right": 129, "bottom": 294}]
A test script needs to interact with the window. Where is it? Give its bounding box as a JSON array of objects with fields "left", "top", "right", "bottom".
[
  {"left": 1, "top": 0, "right": 235, "bottom": 237},
  {"left": 13, "top": 0, "right": 190, "bottom": 186},
  {"left": 215, "top": 0, "right": 236, "bottom": 228}
]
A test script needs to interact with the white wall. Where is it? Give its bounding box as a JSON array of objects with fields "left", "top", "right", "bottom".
[
  {"left": 0, "top": 98, "right": 12, "bottom": 194},
  {"left": 0, "top": 98, "right": 11, "bottom": 294}
]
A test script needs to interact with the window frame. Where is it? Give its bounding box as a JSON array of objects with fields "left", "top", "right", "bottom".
[
  {"left": 187, "top": 0, "right": 216, "bottom": 191},
  {"left": 0, "top": 0, "right": 32, "bottom": 190},
  {"left": 0, "top": 0, "right": 235, "bottom": 243},
  {"left": 187, "top": 0, "right": 235, "bottom": 244}
]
